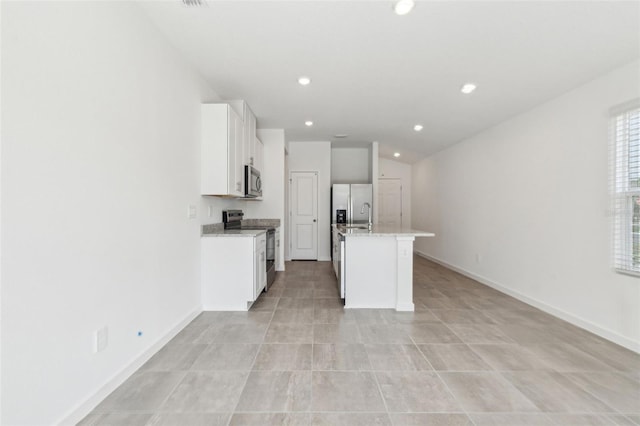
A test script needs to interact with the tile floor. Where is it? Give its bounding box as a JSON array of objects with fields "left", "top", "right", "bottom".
[{"left": 80, "top": 257, "right": 640, "bottom": 426}]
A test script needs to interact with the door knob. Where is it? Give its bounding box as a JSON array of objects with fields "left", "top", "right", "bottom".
[{"left": 313, "top": 219, "right": 317, "bottom": 222}]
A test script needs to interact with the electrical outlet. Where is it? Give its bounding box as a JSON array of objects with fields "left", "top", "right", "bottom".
[
  {"left": 94, "top": 327, "right": 108, "bottom": 353},
  {"left": 208, "top": 205, "right": 214, "bottom": 217}
]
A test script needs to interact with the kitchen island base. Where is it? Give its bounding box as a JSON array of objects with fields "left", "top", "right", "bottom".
[{"left": 338, "top": 225, "right": 434, "bottom": 311}]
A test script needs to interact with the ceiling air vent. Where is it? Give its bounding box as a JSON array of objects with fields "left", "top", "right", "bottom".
[{"left": 182, "top": 0, "right": 207, "bottom": 7}]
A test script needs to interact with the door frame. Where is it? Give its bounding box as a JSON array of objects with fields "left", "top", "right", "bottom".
[{"left": 289, "top": 170, "right": 319, "bottom": 260}]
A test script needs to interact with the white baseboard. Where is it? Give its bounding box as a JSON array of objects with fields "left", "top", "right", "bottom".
[
  {"left": 286, "top": 257, "right": 331, "bottom": 262},
  {"left": 59, "top": 308, "right": 201, "bottom": 425},
  {"left": 414, "top": 250, "right": 640, "bottom": 353},
  {"left": 395, "top": 302, "right": 415, "bottom": 312},
  {"left": 345, "top": 304, "right": 394, "bottom": 309}
]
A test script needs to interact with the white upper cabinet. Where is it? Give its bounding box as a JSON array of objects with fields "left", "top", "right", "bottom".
[
  {"left": 201, "top": 103, "right": 244, "bottom": 197},
  {"left": 245, "top": 107, "right": 257, "bottom": 168},
  {"left": 201, "top": 100, "right": 263, "bottom": 198},
  {"left": 229, "top": 100, "right": 258, "bottom": 168},
  {"left": 254, "top": 137, "right": 264, "bottom": 175}
]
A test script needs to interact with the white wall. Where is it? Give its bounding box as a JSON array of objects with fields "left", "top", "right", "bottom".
[
  {"left": 1, "top": 2, "right": 238, "bottom": 424},
  {"left": 288, "top": 142, "right": 332, "bottom": 261},
  {"left": 412, "top": 60, "right": 640, "bottom": 351},
  {"left": 379, "top": 158, "right": 412, "bottom": 228},
  {"left": 331, "top": 147, "right": 369, "bottom": 184},
  {"left": 240, "top": 129, "right": 286, "bottom": 270}
]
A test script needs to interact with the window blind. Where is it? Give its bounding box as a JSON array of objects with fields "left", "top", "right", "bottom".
[{"left": 612, "top": 103, "right": 640, "bottom": 275}]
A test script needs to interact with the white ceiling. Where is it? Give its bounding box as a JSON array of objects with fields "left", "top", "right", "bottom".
[{"left": 140, "top": 1, "right": 639, "bottom": 163}]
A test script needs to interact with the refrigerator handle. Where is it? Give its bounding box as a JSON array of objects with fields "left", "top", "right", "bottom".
[{"left": 348, "top": 193, "right": 352, "bottom": 225}]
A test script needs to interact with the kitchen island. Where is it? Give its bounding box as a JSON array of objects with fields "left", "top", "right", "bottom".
[{"left": 334, "top": 224, "right": 435, "bottom": 312}]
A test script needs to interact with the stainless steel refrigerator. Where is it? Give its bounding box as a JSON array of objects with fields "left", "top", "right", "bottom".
[{"left": 331, "top": 184, "right": 373, "bottom": 225}]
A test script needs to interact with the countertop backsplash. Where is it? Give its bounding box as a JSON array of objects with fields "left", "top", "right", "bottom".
[
  {"left": 241, "top": 218, "right": 281, "bottom": 228},
  {"left": 202, "top": 223, "right": 224, "bottom": 234}
]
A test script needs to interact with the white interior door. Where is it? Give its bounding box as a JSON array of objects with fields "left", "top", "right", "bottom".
[
  {"left": 378, "top": 179, "right": 403, "bottom": 227},
  {"left": 290, "top": 171, "right": 318, "bottom": 260}
]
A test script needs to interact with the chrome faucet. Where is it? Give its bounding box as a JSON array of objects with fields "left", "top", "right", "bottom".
[{"left": 360, "top": 202, "right": 372, "bottom": 230}]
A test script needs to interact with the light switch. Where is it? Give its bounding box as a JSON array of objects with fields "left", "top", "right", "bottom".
[
  {"left": 188, "top": 205, "right": 197, "bottom": 219},
  {"left": 94, "top": 326, "right": 108, "bottom": 353}
]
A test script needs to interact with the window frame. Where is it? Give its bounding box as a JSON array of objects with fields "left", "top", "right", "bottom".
[{"left": 611, "top": 100, "right": 640, "bottom": 276}]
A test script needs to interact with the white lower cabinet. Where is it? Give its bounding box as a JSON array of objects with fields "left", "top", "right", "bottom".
[
  {"left": 275, "top": 227, "right": 282, "bottom": 271},
  {"left": 254, "top": 233, "right": 266, "bottom": 299},
  {"left": 201, "top": 233, "right": 266, "bottom": 311},
  {"left": 332, "top": 226, "right": 340, "bottom": 278}
]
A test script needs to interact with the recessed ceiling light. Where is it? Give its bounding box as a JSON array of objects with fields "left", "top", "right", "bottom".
[
  {"left": 394, "top": 0, "right": 415, "bottom": 15},
  {"left": 298, "top": 76, "right": 311, "bottom": 86},
  {"left": 394, "top": 152, "right": 401, "bottom": 157},
  {"left": 414, "top": 124, "right": 423, "bottom": 132},
  {"left": 333, "top": 134, "right": 348, "bottom": 138},
  {"left": 305, "top": 120, "right": 313, "bottom": 127},
  {"left": 461, "top": 83, "right": 477, "bottom": 94}
]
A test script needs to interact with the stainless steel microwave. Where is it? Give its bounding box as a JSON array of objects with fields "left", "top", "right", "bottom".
[{"left": 244, "top": 165, "right": 262, "bottom": 198}]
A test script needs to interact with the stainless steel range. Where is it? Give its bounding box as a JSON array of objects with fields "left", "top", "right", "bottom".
[{"left": 222, "top": 210, "right": 276, "bottom": 289}]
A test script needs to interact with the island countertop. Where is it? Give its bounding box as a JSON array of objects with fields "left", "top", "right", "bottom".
[
  {"left": 201, "top": 229, "right": 266, "bottom": 238},
  {"left": 333, "top": 224, "right": 435, "bottom": 238}
]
